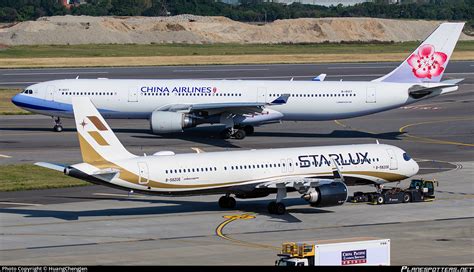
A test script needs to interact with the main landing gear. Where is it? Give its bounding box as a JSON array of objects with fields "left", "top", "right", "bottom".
[
  {"left": 219, "top": 127, "right": 246, "bottom": 140},
  {"left": 52, "top": 117, "right": 63, "bottom": 132},
  {"left": 267, "top": 201, "right": 286, "bottom": 215},
  {"left": 217, "top": 189, "right": 288, "bottom": 215},
  {"left": 267, "top": 187, "right": 287, "bottom": 215},
  {"left": 219, "top": 125, "right": 254, "bottom": 140},
  {"left": 218, "top": 195, "right": 236, "bottom": 209}
]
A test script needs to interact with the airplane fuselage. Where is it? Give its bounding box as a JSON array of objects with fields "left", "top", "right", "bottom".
[
  {"left": 69, "top": 143, "right": 418, "bottom": 196},
  {"left": 13, "top": 79, "right": 419, "bottom": 121}
]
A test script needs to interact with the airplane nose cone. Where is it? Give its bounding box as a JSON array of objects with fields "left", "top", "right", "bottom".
[
  {"left": 11, "top": 94, "right": 20, "bottom": 106},
  {"left": 412, "top": 160, "right": 420, "bottom": 176}
]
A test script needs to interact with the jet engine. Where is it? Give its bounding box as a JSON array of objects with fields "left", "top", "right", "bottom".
[
  {"left": 302, "top": 182, "right": 348, "bottom": 207},
  {"left": 150, "top": 111, "right": 197, "bottom": 133}
]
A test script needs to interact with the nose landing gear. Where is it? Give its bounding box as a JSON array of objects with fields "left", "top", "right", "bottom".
[{"left": 52, "top": 117, "right": 63, "bottom": 132}]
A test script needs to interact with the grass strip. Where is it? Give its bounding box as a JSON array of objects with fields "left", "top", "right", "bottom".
[
  {"left": 0, "top": 89, "right": 30, "bottom": 115},
  {"left": 0, "top": 164, "right": 89, "bottom": 192},
  {"left": 0, "top": 41, "right": 472, "bottom": 59}
]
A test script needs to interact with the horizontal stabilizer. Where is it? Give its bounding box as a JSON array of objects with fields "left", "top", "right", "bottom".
[
  {"left": 441, "top": 78, "right": 464, "bottom": 85},
  {"left": 34, "top": 162, "right": 67, "bottom": 172},
  {"left": 408, "top": 84, "right": 458, "bottom": 99},
  {"left": 92, "top": 168, "right": 120, "bottom": 182}
]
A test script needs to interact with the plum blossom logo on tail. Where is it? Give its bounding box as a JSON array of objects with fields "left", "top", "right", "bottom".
[{"left": 407, "top": 44, "right": 447, "bottom": 79}]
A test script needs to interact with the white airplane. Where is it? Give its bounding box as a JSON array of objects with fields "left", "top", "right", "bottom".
[
  {"left": 12, "top": 23, "right": 464, "bottom": 139},
  {"left": 36, "top": 97, "right": 419, "bottom": 214}
]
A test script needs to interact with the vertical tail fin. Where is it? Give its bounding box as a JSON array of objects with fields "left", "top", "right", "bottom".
[
  {"left": 72, "top": 97, "right": 135, "bottom": 166},
  {"left": 373, "top": 22, "right": 465, "bottom": 83}
]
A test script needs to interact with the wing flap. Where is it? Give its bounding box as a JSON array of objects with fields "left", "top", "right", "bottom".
[
  {"left": 256, "top": 176, "right": 335, "bottom": 189},
  {"left": 158, "top": 95, "right": 290, "bottom": 114}
]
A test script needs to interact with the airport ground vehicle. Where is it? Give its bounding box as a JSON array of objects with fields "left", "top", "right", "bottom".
[
  {"left": 350, "top": 179, "right": 437, "bottom": 205},
  {"left": 276, "top": 237, "right": 390, "bottom": 266}
]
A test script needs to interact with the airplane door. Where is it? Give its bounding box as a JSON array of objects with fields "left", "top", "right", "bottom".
[
  {"left": 287, "top": 159, "right": 294, "bottom": 173},
  {"left": 45, "top": 85, "right": 56, "bottom": 101},
  {"left": 138, "top": 162, "right": 149, "bottom": 184},
  {"left": 366, "top": 86, "right": 376, "bottom": 103},
  {"left": 257, "top": 87, "right": 267, "bottom": 103},
  {"left": 280, "top": 159, "right": 287, "bottom": 173},
  {"left": 386, "top": 149, "right": 398, "bottom": 170},
  {"left": 128, "top": 87, "right": 139, "bottom": 102}
]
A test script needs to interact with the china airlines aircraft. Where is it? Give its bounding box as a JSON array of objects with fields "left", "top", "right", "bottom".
[
  {"left": 13, "top": 23, "right": 464, "bottom": 139},
  {"left": 36, "top": 97, "right": 419, "bottom": 214}
]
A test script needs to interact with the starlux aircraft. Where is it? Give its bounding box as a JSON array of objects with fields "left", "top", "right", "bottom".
[
  {"left": 36, "top": 97, "right": 419, "bottom": 214},
  {"left": 13, "top": 23, "right": 463, "bottom": 139}
]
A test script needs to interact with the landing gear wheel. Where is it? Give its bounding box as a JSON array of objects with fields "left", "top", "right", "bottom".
[
  {"left": 233, "top": 129, "right": 246, "bottom": 140},
  {"left": 403, "top": 192, "right": 411, "bottom": 203},
  {"left": 227, "top": 197, "right": 236, "bottom": 209},
  {"left": 268, "top": 202, "right": 286, "bottom": 214},
  {"left": 243, "top": 125, "right": 254, "bottom": 135},
  {"left": 52, "top": 117, "right": 63, "bottom": 132},
  {"left": 219, "top": 128, "right": 232, "bottom": 139},
  {"left": 268, "top": 201, "right": 277, "bottom": 214},
  {"left": 218, "top": 196, "right": 236, "bottom": 209},
  {"left": 376, "top": 195, "right": 385, "bottom": 205},
  {"left": 53, "top": 125, "right": 63, "bottom": 132},
  {"left": 275, "top": 202, "right": 286, "bottom": 215}
]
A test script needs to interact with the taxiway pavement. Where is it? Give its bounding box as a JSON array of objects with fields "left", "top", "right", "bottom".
[{"left": 0, "top": 62, "right": 473, "bottom": 265}]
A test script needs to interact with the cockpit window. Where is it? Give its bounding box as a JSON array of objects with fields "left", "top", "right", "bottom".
[
  {"left": 403, "top": 153, "right": 411, "bottom": 161},
  {"left": 23, "top": 89, "right": 33, "bottom": 94}
]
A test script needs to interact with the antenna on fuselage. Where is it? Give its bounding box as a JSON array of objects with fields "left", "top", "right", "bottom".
[{"left": 76, "top": 76, "right": 79, "bottom": 79}]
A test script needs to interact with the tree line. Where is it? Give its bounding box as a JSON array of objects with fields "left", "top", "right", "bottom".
[{"left": 0, "top": 0, "right": 473, "bottom": 27}]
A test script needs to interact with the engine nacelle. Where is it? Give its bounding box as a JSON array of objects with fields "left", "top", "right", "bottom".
[
  {"left": 302, "top": 182, "right": 348, "bottom": 207},
  {"left": 150, "top": 111, "right": 196, "bottom": 133}
]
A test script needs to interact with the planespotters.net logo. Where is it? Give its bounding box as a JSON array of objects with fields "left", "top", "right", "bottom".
[
  {"left": 407, "top": 44, "right": 447, "bottom": 79},
  {"left": 401, "top": 266, "right": 474, "bottom": 272}
]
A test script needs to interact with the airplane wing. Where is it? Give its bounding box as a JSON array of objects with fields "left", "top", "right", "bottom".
[
  {"left": 157, "top": 94, "right": 290, "bottom": 115},
  {"left": 255, "top": 176, "right": 334, "bottom": 189},
  {"left": 256, "top": 158, "right": 345, "bottom": 189}
]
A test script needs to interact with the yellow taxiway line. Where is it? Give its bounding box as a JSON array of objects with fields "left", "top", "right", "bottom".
[
  {"left": 334, "top": 118, "right": 474, "bottom": 147},
  {"left": 215, "top": 213, "right": 279, "bottom": 250},
  {"left": 399, "top": 118, "right": 474, "bottom": 147}
]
